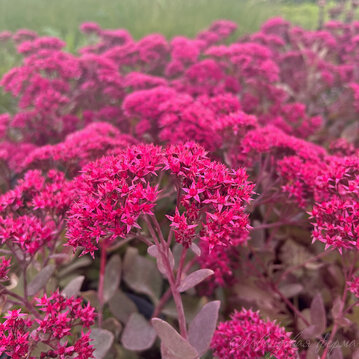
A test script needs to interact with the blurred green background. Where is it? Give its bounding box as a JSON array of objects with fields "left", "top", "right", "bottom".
[
  {"left": 0, "top": 0, "right": 355, "bottom": 118},
  {"left": 0, "top": 0, "right": 330, "bottom": 49},
  {"left": 0, "top": 0, "right": 353, "bottom": 84}
]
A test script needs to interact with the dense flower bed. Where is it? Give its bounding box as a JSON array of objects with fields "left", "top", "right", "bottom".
[{"left": 1, "top": 16, "right": 359, "bottom": 358}]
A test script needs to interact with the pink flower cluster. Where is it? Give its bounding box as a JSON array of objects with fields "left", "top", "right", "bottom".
[
  {"left": 67, "top": 143, "right": 253, "bottom": 256},
  {"left": 0, "top": 292, "right": 95, "bottom": 359},
  {"left": 310, "top": 156, "right": 359, "bottom": 252},
  {"left": 0, "top": 169, "right": 74, "bottom": 265},
  {"left": 211, "top": 308, "right": 298, "bottom": 358},
  {"left": 23, "top": 122, "right": 137, "bottom": 176}
]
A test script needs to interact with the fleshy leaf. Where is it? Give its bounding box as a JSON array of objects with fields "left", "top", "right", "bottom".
[
  {"left": 58, "top": 256, "right": 92, "bottom": 277},
  {"left": 102, "top": 317, "right": 122, "bottom": 340},
  {"left": 28, "top": 264, "right": 55, "bottom": 296},
  {"left": 109, "top": 289, "right": 138, "bottom": 324},
  {"left": 178, "top": 269, "right": 214, "bottom": 292},
  {"left": 162, "top": 294, "right": 201, "bottom": 323},
  {"left": 123, "top": 247, "right": 162, "bottom": 303},
  {"left": 190, "top": 243, "right": 201, "bottom": 256},
  {"left": 302, "top": 293, "right": 327, "bottom": 339},
  {"left": 310, "top": 293, "right": 326, "bottom": 334},
  {"left": 122, "top": 313, "right": 156, "bottom": 351},
  {"left": 147, "top": 244, "right": 174, "bottom": 276},
  {"left": 90, "top": 328, "right": 114, "bottom": 359},
  {"left": 103, "top": 254, "right": 122, "bottom": 303},
  {"left": 188, "top": 300, "right": 220, "bottom": 356},
  {"left": 301, "top": 324, "right": 320, "bottom": 340},
  {"left": 147, "top": 245, "right": 158, "bottom": 257},
  {"left": 279, "top": 283, "right": 303, "bottom": 298},
  {"left": 62, "top": 275, "right": 85, "bottom": 298},
  {"left": 151, "top": 318, "right": 198, "bottom": 359}
]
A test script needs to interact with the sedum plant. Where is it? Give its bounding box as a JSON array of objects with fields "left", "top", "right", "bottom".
[{"left": 2, "top": 14, "right": 359, "bottom": 359}]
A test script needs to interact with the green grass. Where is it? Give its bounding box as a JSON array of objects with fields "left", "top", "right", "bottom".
[
  {"left": 1, "top": 0, "right": 356, "bottom": 49},
  {"left": 281, "top": 2, "right": 320, "bottom": 29},
  {"left": 0, "top": 0, "right": 279, "bottom": 41},
  {"left": 0, "top": 0, "right": 313, "bottom": 48},
  {"left": 280, "top": 1, "right": 347, "bottom": 30}
]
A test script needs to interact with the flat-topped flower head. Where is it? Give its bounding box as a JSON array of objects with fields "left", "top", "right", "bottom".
[
  {"left": 0, "top": 292, "right": 95, "bottom": 359},
  {"left": 310, "top": 156, "right": 359, "bottom": 252},
  {"left": 211, "top": 309, "right": 298, "bottom": 359},
  {"left": 67, "top": 143, "right": 253, "bottom": 255}
]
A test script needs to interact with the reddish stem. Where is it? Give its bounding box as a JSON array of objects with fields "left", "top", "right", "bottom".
[
  {"left": 321, "top": 254, "right": 354, "bottom": 359},
  {"left": 248, "top": 248, "right": 329, "bottom": 349},
  {"left": 147, "top": 215, "right": 188, "bottom": 338},
  {"left": 343, "top": 300, "right": 359, "bottom": 315},
  {"left": 271, "top": 284, "right": 310, "bottom": 326},
  {"left": 176, "top": 247, "right": 188, "bottom": 286},
  {"left": 167, "top": 228, "right": 174, "bottom": 246},
  {"left": 152, "top": 288, "right": 172, "bottom": 318},
  {"left": 152, "top": 253, "right": 196, "bottom": 319},
  {"left": 163, "top": 252, "right": 188, "bottom": 338},
  {"left": 98, "top": 240, "right": 107, "bottom": 328},
  {"left": 0, "top": 286, "right": 41, "bottom": 319},
  {"left": 320, "top": 322, "right": 339, "bottom": 359}
]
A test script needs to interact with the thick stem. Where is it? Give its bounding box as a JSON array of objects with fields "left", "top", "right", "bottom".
[
  {"left": 144, "top": 215, "right": 160, "bottom": 244},
  {"left": 271, "top": 284, "right": 310, "bottom": 326},
  {"left": 0, "top": 286, "right": 41, "bottom": 319},
  {"left": 164, "top": 254, "right": 188, "bottom": 338},
  {"left": 98, "top": 241, "right": 107, "bottom": 328},
  {"left": 167, "top": 228, "right": 173, "bottom": 246},
  {"left": 150, "top": 215, "right": 166, "bottom": 244},
  {"left": 152, "top": 252, "right": 196, "bottom": 319},
  {"left": 152, "top": 287, "right": 172, "bottom": 319},
  {"left": 321, "top": 256, "right": 352, "bottom": 359},
  {"left": 148, "top": 215, "right": 188, "bottom": 338},
  {"left": 176, "top": 248, "right": 188, "bottom": 286},
  {"left": 320, "top": 322, "right": 339, "bottom": 359}
]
